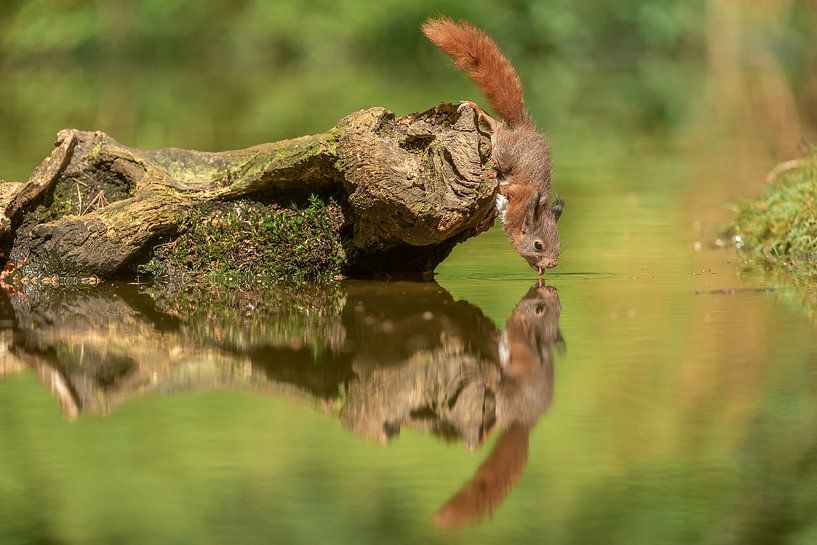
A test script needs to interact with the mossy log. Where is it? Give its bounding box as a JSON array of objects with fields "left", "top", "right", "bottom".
[{"left": 0, "top": 103, "right": 496, "bottom": 279}]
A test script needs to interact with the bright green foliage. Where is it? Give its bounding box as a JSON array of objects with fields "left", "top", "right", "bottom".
[
  {"left": 733, "top": 155, "right": 817, "bottom": 276},
  {"left": 2, "top": 1, "right": 815, "bottom": 185},
  {"left": 0, "top": 0, "right": 705, "bottom": 66},
  {"left": 142, "top": 196, "right": 346, "bottom": 287}
]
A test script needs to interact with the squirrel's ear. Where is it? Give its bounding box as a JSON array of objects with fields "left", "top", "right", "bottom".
[
  {"left": 519, "top": 212, "right": 531, "bottom": 235},
  {"left": 532, "top": 194, "right": 542, "bottom": 221},
  {"left": 531, "top": 191, "right": 550, "bottom": 222},
  {"left": 552, "top": 196, "right": 564, "bottom": 222}
]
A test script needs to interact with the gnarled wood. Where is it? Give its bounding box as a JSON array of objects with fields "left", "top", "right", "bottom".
[{"left": 1, "top": 103, "right": 496, "bottom": 278}]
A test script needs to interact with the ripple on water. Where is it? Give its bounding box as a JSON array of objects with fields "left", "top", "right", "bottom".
[{"left": 467, "top": 271, "right": 618, "bottom": 281}]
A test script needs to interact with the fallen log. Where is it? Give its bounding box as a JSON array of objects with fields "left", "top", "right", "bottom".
[{"left": 0, "top": 103, "right": 497, "bottom": 280}]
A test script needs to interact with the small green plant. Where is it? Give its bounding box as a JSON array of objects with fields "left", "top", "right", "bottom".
[
  {"left": 732, "top": 154, "right": 817, "bottom": 277},
  {"left": 141, "top": 196, "right": 346, "bottom": 288}
]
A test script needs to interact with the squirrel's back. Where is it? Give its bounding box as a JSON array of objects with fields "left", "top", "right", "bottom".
[{"left": 422, "top": 17, "right": 528, "bottom": 125}]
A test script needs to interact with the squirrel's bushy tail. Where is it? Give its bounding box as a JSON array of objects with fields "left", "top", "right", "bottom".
[{"left": 422, "top": 17, "right": 528, "bottom": 126}]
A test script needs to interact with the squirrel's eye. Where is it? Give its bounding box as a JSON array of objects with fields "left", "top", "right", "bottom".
[
  {"left": 534, "top": 240, "right": 544, "bottom": 251},
  {"left": 535, "top": 304, "right": 545, "bottom": 316}
]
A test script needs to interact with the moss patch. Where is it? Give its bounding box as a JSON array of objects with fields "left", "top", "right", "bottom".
[
  {"left": 142, "top": 195, "right": 346, "bottom": 287},
  {"left": 148, "top": 283, "right": 346, "bottom": 349},
  {"left": 732, "top": 154, "right": 817, "bottom": 276}
]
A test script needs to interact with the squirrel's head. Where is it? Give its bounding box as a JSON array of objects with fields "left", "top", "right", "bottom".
[
  {"left": 515, "top": 194, "right": 563, "bottom": 274},
  {"left": 496, "top": 283, "right": 563, "bottom": 429}
]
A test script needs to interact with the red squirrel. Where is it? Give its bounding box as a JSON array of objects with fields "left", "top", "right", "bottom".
[{"left": 422, "top": 17, "right": 562, "bottom": 273}]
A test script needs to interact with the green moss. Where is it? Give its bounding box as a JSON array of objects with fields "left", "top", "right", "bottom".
[
  {"left": 141, "top": 195, "right": 346, "bottom": 288},
  {"left": 43, "top": 183, "right": 79, "bottom": 220},
  {"left": 324, "top": 128, "right": 339, "bottom": 155},
  {"left": 147, "top": 282, "right": 345, "bottom": 348},
  {"left": 223, "top": 146, "right": 300, "bottom": 184},
  {"left": 732, "top": 154, "right": 817, "bottom": 276}
]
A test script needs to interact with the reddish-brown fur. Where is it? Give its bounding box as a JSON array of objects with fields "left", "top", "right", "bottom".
[
  {"left": 433, "top": 423, "right": 529, "bottom": 528},
  {"left": 421, "top": 18, "right": 527, "bottom": 126},
  {"left": 422, "top": 17, "right": 562, "bottom": 273}
]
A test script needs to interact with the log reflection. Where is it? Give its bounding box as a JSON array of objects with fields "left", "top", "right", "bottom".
[{"left": 0, "top": 280, "right": 564, "bottom": 527}]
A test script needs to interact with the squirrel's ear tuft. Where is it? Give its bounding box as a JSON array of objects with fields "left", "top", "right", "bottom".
[{"left": 552, "top": 195, "right": 564, "bottom": 222}]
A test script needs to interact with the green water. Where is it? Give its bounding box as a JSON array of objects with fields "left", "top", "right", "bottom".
[
  {"left": 3, "top": 5, "right": 817, "bottom": 543},
  {"left": 2, "top": 150, "right": 817, "bottom": 545}
]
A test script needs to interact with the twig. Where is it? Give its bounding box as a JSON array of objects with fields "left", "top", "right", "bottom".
[
  {"left": 81, "top": 191, "right": 106, "bottom": 215},
  {"left": 766, "top": 158, "right": 806, "bottom": 184}
]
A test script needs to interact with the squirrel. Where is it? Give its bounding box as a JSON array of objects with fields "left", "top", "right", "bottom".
[{"left": 422, "top": 17, "right": 563, "bottom": 274}]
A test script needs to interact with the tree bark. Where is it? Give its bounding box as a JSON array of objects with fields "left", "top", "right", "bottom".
[{"left": 0, "top": 103, "right": 496, "bottom": 279}]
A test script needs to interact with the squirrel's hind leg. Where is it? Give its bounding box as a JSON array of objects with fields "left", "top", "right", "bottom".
[{"left": 457, "top": 101, "right": 497, "bottom": 132}]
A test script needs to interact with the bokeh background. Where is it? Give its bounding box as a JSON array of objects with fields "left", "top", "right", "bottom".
[{"left": 1, "top": 0, "right": 815, "bottom": 180}]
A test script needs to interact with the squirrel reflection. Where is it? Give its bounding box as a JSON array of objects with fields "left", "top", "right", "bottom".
[{"left": 433, "top": 283, "right": 564, "bottom": 529}]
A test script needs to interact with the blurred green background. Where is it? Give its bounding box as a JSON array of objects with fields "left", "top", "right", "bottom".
[{"left": 1, "top": 0, "right": 815, "bottom": 183}]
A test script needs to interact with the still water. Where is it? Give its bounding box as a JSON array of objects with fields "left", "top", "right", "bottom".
[
  {"left": 2, "top": 141, "right": 817, "bottom": 545},
  {"left": 2, "top": 35, "right": 817, "bottom": 545}
]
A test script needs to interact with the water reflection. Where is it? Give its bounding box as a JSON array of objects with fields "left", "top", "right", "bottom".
[
  {"left": 433, "top": 283, "right": 563, "bottom": 529},
  {"left": 0, "top": 280, "right": 563, "bottom": 527}
]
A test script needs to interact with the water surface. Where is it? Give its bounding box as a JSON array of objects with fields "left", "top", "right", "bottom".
[{"left": 3, "top": 159, "right": 817, "bottom": 545}]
